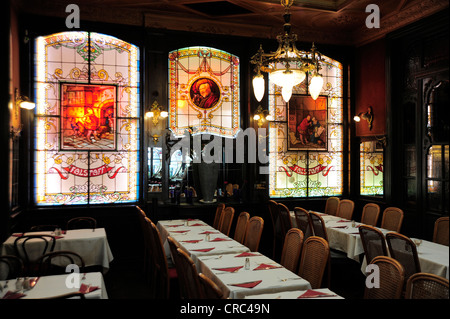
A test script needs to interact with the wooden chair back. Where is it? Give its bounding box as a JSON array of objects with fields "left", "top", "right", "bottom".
[
  {"left": 280, "top": 228, "right": 304, "bottom": 273},
  {"left": 14, "top": 235, "right": 57, "bottom": 275},
  {"left": 433, "top": 216, "right": 449, "bottom": 246},
  {"left": 219, "top": 206, "right": 235, "bottom": 236},
  {"left": 309, "top": 211, "right": 328, "bottom": 241},
  {"left": 176, "top": 248, "right": 204, "bottom": 299},
  {"left": 277, "top": 203, "right": 293, "bottom": 239},
  {"left": 361, "top": 203, "right": 380, "bottom": 227},
  {"left": 405, "top": 272, "right": 449, "bottom": 299},
  {"left": 66, "top": 217, "right": 97, "bottom": 230},
  {"left": 148, "top": 219, "right": 171, "bottom": 299},
  {"left": 358, "top": 225, "right": 388, "bottom": 265},
  {"left": 324, "top": 197, "right": 340, "bottom": 216},
  {"left": 268, "top": 200, "right": 283, "bottom": 260},
  {"left": 364, "top": 256, "right": 405, "bottom": 299},
  {"left": 234, "top": 212, "right": 250, "bottom": 244},
  {"left": 293, "top": 207, "right": 313, "bottom": 239},
  {"left": 380, "top": 207, "right": 404, "bottom": 232},
  {"left": 337, "top": 199, "right": 354, "bottom": 220},
  {"left": 298, "top": 236, "right": 329, "bottom": 289},
  {"left": 213, "top": 203, "right": 225, "bottom": 229},
  {"left": 199, "top": 273, "right": 223, "bottom": 299},
  {"left": 386, "top": 232, "right": 421, "bottom": 282},
  {"left": 244, "top": 216, "right": 264, "bottom": 252},
  {"left": 37, "top": 250, "right": 85, "bottom": 276}
]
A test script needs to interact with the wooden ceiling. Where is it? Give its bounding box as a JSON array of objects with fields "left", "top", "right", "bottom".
[{"left": 12, "top": 0, "right": 449, "bottom": 46}]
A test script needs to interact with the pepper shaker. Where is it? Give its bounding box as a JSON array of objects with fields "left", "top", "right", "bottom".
[{"left": 245, "top": 257, "right": 250, "bottom": 270}]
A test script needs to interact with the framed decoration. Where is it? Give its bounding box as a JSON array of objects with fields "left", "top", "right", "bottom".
[
  {"left": 288, "top": 95, "right": 327, "bottom": 151},
  {"left": 61, "top": 83, "right": 116, "bottom": 150},
  {"left": 168, "top": 46, "right": 240, "bottom": 138}
]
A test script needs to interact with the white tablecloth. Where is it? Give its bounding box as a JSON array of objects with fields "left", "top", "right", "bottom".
[
  {"left": 1, "top": 228, "right": 114, "bottom": 272},
  {"left": 245, "top": 288, "right": 344, "bottom": 299},
  {"left": 157, "top": 219, "right": 250, "bottom": 268},
  {"left": 0, "top": 272, "right": 108, "bottom": 299},
  {"left": 197, "top": 252, "right": 311, "bottom": 299},
  {"left": 412, "top": 239, "right": 449, "bottom": 279}
]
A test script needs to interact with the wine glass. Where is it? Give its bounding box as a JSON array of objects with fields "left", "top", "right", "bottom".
[{"left": 414, "top": 239, "right": 422, "bottom": 251}]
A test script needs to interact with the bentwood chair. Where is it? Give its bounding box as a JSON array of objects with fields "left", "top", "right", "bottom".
[
  {"left": 244, "top": 216, "right": 264, "bottom": 252},
  {"left": 234, "top": 212, "right": 250, "bottom": 244},
  {"left": 66, "top": 217, "right": 97, "bottom": 230},
  {"left": 219, "top": 206, "right": 235, "bottom": 236},
  {"left": 360, "top": 203, "right": 381, "bottom": 227},
  {"left": 167, "top": 236, "right": 187, "bottom": 298},
  {"left": 359, "top": 225, "right": 388, "bottom": 265},
  {"left": 309, "top": 211, "right": 328, "bottom": 241},
  {"left": 176, "top": 248, "right": 204, "bottom": 299},
  {"left": 298, "top": 236, "right": 330, "bottom": 289},
  {"left": 199, "top": 273, "right": 224, "bottom": 299},
  {"left": 0, "top": 255, "right": 24, "bottom": 280},
  {"left": 337, "top": 199, "right": 355, "bottom": 220},
  {"left": 136, "top": 206, "right": 150, "bottom": 276},
  {"left": 405, "top": 272, "right": 449, "bottom": 299},
  {"left": 364, "top": 256, "right": 405, "bottom": 299},
  {"left": 324, "top": 197, "right": 340, "bottom": 216},
  {"left": 213, "top": 203, "right": 225, "bottom": 229},
  {"left": 380, "top": 207, "right": 404, "bottom": 232},
  {"left": 280, "top": 228, "right": 304, "bottom": 273},
  {"left": 386, "top": 232, "right": 421, "bottom": 284},
  {"left": 433, "top": 216, "right": 449, "bottom": 246},
  {"left": 293, "top": 207, "right": 313, "bottom": 240},
  {"left": 37, "top": 250, "right": 85, "bottom": 276},
  {"left": 147, "top": 218, "right": 178, "bottom": 299},
  {"left": 14, "top": 235, "right": 57, "bottom": 276},
  {"left": 277, "top": 203, "right": 293, "bottom": 237},
  {"left": 268, "top": 200, "right": 283, "bottom": 261}
]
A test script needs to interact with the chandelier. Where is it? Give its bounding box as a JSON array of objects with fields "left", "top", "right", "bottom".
[{"left": 250, "top": 0, "right": 324, "bottom": 102}]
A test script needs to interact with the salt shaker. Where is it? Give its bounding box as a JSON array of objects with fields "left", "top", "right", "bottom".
[
  {"left": 15, "top": 278, "right": 23, "bottom": 291},
  {"left": 351, "top": 220, "right": 356, "bottom": 228},
  {"left": 205, "top": 233, "right": 210, "bottom": 242},
  {"left": 245, "top": 257, "right": 250, "bottom": 270}
]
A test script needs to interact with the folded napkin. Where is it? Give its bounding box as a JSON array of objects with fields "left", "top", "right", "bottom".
[
  {"left": 253, "top": 263, "right": 282, "bottom": 271},
  {"left": 79, "top": 283, "right": 99, "bottom": 294},
  {"left": 167, "top": 225, "right": 183, "bottom": 228},
  {"left": 230, "top": 280, "right": 262, "bottom": 289},
  {"left": 171, "top": 230, "right": 190, "bottom": 233},
  {"left": 199, "top": 231, "right": 218, "bottom": 235},
  {"left": 298, "top": 289, "right": 335, "bottom": 298},
  {"left": 2, "top": 291, "right": 26, "bottom": 299},
  {"left": 192, "top": 247, "right": 215, "bottom": 252},
  {"left": 12, "top": 233, "right": 23, "bottom": 237},
  {"left": 337, "top": 219, "right": 350, "bottom": 223},
  {"left": 330, "top": 226, "right": 347, "bottom": 229},
  {"left": 181, "top": 239, "right": 202, "bottom": 243},
  {"left": 235, "top": 252, "right": 259, "bottom": 258},
  {"left": 189, "top": 223, "right": 204, "bottom": 227},
  {"left": 210, "top": 237, "right": 231, "bottom": 242},
  {"left": 213, "top": 266, "right": 243, "bottom": 273}
]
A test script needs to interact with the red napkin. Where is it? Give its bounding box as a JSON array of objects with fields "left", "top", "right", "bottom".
[
  {"left": 79, "top": 283, "right": 99, "bottom": 294},
  {"left": 189, "top": 223, "right": 204, "bottom": 226},
  {"left": 2, "top": 291, "right": 26, "bottom": 299},
  {"left": 210, "top": 238, "right": 231, "bottom": 242},
  {"left": 330, "top": 226, "right": 347, "bottom": 229},
  {"left": 192, "top": 248, "right": 215, "bottom": 252},
  {"left": 167, "top": 225, "right": 183, "bottom": 228},
  {"left": 235, "top": 252, "right": 259, "bottom": 257},
  {"left": 298, "top": 289, "right": 335, "bottom": 298},
  {"left": 12, "top": 233, "right": 23, "bottom": 237},
  {"left": 253, "top": 263, "right": 282, "bottom": 271},
  {"left": 171, "top": 230, "right": 190, "bottom": 233},
  {"left": 199, "top": 231, "right": 218, "bottom": 235},
  {"left": 230, "top": 280, "right": 262, "bottom": 288},
  {"left": 337, "top": 219, "right": 350, "bottom": 223},
  {"left": 349, "top": 232, "right": 360, "bottom": 235},
  {"left": 181, "top": 239, "right": 202, "bottom": 243},
  {"left": 213, "top": 266, "right": 243, "bottom": 273}
]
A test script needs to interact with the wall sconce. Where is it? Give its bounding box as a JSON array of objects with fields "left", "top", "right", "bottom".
[
  {"left": 146, "top": 101, "right": 168, "bottom": 144},
  {"left": 253, "top": 105, "right": 274, "bottom": 128},
  {"left": 354, "top": 106, "right": 373, "bottom": 130},
  {"left": 10, "top": 89, "right": 35, "bottom": 139}
]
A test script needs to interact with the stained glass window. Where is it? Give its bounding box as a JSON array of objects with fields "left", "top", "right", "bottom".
[
  {"left": 34, "top": 31, "right": 140, "bottom": 205},
  {"left": 360, "top": 141, "right": 384, "bottom": 196},
  {"left": 268, "top": 55, "right": 344, "bottom": 198},
  {"left": 168, "top": 46, "right": 240, "bottom": 138}
]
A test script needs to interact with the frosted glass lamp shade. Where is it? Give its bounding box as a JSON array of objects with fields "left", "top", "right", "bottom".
[
  {"left": 252, "top": 74, "right": 265, "bottom": 102},
  {"left": 309, "top": 74, "right": 323, "bottom": 100}
]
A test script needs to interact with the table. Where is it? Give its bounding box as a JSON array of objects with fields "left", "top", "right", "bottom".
[
  {"left": 0, "top": 272, "right": 108, "bottom": 299},
  {"left": 157, "top": 219, "right": 250, "bottom": 268},
  {"left": 245, "top": 288, "right": 344, "bottom": 299},
  {"left": 197, "top": 252, "right": 311, "bottom": 299},
  {"left": 1, "top": 228, "right": 114, "bottom": 272},
  {"left": 291, "top": 211, "right": 449, "bottom": 279}
]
